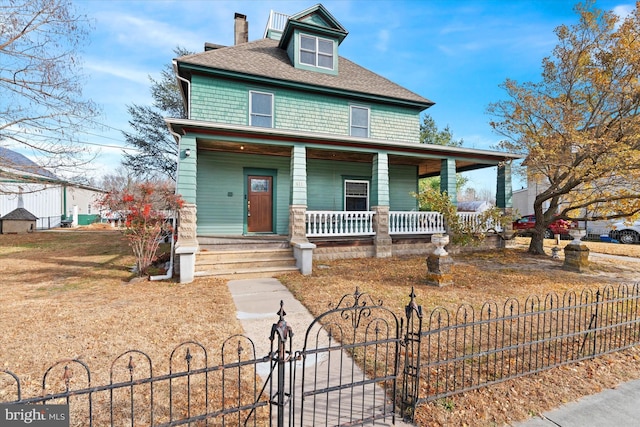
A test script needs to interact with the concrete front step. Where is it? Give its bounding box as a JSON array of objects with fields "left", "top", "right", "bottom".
[
  {"left": 195, "top": 247, "right": 299, "bottom": 279},
  {"left": 194, "top": 265, "right": 300, "bottom": 280},
  {"left": 197, "top": 248, "right": 294, "bottom": 264},
  {"left": 198, "top": 236, "right": 290, "bottom": 252}
]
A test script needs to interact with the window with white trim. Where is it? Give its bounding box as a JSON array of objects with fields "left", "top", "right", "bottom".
[
  {"left": 249, "top": 91, "right": 273, "bottom": 128},
  {"left": 300, "top": 34, "right": 334, "bottom": 69},
  {"left": 350, "top": 105, "right": 369, "bottom": 137},
  {"left": 344, "top": 180, "right": 369, "bottom": 211}
]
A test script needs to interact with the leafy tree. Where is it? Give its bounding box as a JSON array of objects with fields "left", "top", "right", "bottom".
[
  {"left": 488, "top": 2, "right": 640, "bottom": 255},
  {"left": 418, "top": 114, "right": 468, "bottom": 208},
  {"left": 122, "top": 46, "right": 193, "bottom": 181},
  {"left": 0, "top": 0, "right": 98, "bottom": 177},
  {"left": 420, "top": 114, "right": 464, "bottom": 147}
]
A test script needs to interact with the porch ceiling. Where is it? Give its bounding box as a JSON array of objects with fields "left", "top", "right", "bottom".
[
  {"left": 195, "top": 139, "right": 499, "bottom": 176},
  {"left": 194, "top": 138, "right": 508, "bottom": 176}
]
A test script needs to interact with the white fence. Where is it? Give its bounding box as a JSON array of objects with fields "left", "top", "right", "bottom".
[{"left": 306, "top": 211, "right": 375, "bottom": 237}]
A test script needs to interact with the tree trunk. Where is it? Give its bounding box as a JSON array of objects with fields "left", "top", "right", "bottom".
[{"left": 528, "top": 231, "right": 546, "bottom": 255}]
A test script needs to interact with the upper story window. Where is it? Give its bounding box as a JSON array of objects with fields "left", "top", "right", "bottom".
[
  {"left": 250, "top": 91, "right": 273, "bottom": 128},
  {"left": 344, "top": 180, "right": 369, "bottom": 211},
  {"left": 350, "top": 105, "right": 369, "bottom": 137},
  {"left": 300, "top": 34, "right": 334, "bottom": 70}
]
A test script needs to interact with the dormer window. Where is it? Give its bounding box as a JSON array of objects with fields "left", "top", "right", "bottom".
[{"left": 300, "top": 35, "right": 334, "bottom": 70}]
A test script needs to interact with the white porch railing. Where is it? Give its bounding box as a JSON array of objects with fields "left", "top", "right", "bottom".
[
  {"left": 306, "top": 211, "right": 375, "bottom": 237},
  {"left": 389, "top": 211, "right": 446, "bottom": 235},
  {"left": 457, "top": 212, "right": 503, "bottom": 233},
  {"left": 305, "top": 210, "right": 502, "bottom": 238}
]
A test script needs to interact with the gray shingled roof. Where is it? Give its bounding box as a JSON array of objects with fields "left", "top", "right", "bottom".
[
  {"left": 178, "top": 38, "right": 433, "bottom": 107},
  {"left": 1, "top": 207, "right": 38, "bottom": 221},
  {"left": 0, "top": 147, "right": 59, "bottom": 180}
]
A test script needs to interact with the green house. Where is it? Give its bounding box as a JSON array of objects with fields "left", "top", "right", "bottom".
[{"left": 167, "top": 4, "right": 520, "bottom": 283}]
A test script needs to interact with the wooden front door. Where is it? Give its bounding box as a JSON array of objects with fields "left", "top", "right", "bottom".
[{"left": 247, "top": 175, "right": 273, "bottom": 232}]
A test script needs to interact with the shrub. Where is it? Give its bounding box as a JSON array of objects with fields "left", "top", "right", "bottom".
[
  {"left": 414, "top": 188, "right": 513, "bottom": 246},
  {"left": 100, "top": 182, "right": 183, "bottom": 276}
]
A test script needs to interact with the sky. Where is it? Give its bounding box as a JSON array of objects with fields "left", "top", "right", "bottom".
[{"left": 65, "top": 0, "right": 634, "bottom": 194}]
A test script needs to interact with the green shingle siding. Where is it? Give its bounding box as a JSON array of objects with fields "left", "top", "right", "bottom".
[
  {"left": 193, "top": 153, "right": 418, "bottom": 235},
  {"left": 306, "top": 159, "right": 416, "bottom": 211},
  {"left": 177, "top": 135, "right": 198, "bottom": 204},
  {"left": 190, "top": 76, "right": 420, "bottom": 142},
  {"left": 371, "top": 104, "right": 420, "bottom": 142},
  {"left": 196, "top": 152, "right": 291, "bottom": 235},
  {"left": 389, "top": 164, "right": 419, "bottom": 211},
  {"left": 191, "top": 75, "right": 248, "bottom": 124},
  {"left": 307, "top": 159, "right": 369, "bottom": 210}
]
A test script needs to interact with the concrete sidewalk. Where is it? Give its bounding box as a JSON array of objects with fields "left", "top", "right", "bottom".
[
  {"left": 512, "top": 378, "right": 640, "bottom": 427},
  {"left": 227, "top": 278, "right": 412, "bottom": 426}
]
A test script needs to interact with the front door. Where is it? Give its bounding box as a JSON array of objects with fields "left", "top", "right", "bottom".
[{"left": 247, "top": 175, "right": 273, "bottom": 233}]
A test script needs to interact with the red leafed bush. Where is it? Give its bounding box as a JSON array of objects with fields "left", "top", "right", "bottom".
[{"left": 100, "top": 182, "right": 183, "bottom": 276}]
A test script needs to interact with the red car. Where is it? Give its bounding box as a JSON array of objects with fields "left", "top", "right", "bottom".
[{"left": 512, "top": 215, "right": 577, "bottom": 239}]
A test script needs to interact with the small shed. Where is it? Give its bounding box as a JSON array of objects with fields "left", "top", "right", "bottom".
[{"left": 0, "top": 207, "right": 38, "bottom": 234}]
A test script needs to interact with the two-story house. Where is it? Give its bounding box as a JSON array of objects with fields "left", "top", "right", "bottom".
[{"left": 167, "top": 4, "right": 520, "bottom": 283}]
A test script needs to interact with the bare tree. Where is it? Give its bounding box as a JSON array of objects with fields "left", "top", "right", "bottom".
[{"left": 0, "top": 0, "right": 98, "bottom": 180}]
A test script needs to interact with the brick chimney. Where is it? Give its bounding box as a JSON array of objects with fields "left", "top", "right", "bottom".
[{"left": 234, "top": 13, "right": 248, "bottom": 45}]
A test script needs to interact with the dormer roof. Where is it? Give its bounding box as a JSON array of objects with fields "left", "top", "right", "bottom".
[{"left": 278, "top": 3, "right": 348, "bottom": 49}]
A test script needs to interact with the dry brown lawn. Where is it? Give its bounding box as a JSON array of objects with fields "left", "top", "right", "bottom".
[
  {"left": 0, "top": 227, "right": 246, "bottom": 425},
  {"left": 1, "top": 230, "right": 640, "bottom": 426},
  {"left": 279, "top": 237, "right": 640, "bottom": 427}
]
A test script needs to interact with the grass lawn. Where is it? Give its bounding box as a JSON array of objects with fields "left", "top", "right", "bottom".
[
  {"left": 1, "top": 230, "right": 639, "bottom": 426},
  {"left": 0, "top": 227, "right": 244, "bottom": 425},
  {"left": 279, "top": 237, "right": 640, "bottom": 426}
]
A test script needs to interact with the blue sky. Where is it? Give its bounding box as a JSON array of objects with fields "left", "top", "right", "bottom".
[{"left": 73, "top": 0, "right": 633, "bottom": 193}]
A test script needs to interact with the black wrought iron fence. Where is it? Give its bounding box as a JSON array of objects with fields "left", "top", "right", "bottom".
[
  {"left": 1, "top": 336, "right": 274, "bottom": 426},
  {"left": 401, "top": 282, "right": 640, "bottom": 419},
  {"left": 2, "top": 284, "right": 640, "bottom": 426}
]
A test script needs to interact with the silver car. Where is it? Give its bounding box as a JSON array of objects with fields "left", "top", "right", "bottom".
[{"left": 609, "top": 220, "right": 640, "bottom": 244}]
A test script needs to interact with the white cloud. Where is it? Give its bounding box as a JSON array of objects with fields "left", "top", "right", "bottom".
[
  {"left": 376, "top": 29, "right": 390, "bottom": 52},
  {"left": 94, "top": 10, "right": 204, "bottom": 53},
  {"left": 613, "top": 4, "right": 634, "bottom": 19},
  {"left": 84, "top": 60, "right": 151, "bottom": 85}
]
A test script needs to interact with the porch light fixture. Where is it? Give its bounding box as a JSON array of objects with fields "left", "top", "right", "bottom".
[
  {"left": 184, "top": 148, "right": 191, "bottom": 157},
  {"left": 240, "top": 145, "right": 245, "bottom": 150}
]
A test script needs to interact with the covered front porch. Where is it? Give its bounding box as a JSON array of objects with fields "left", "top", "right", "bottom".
[{"left": 168, "top": 121, "right": 520, "bottom": 283}]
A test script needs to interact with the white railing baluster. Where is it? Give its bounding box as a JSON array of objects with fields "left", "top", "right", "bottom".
[
  {"left": 305, "top": 211, "right": 375, "bottom": 237},
  {"left": 388, "top": 211, "right": 446, "bottom": 235}
]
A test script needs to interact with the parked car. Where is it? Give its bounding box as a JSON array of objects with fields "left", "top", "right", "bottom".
[
  {"left": 608, "top": 220, "right": 640, "bottom": 244},
  {"left": 512, "top": 215, "right": 577, "bottom": 239}
]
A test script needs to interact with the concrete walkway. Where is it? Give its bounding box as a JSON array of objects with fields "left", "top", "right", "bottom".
[{"left": 227, "top": 278, "right": 412, "bottom": 426}]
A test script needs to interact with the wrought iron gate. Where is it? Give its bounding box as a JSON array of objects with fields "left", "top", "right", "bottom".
[{"left": 288, "top": 288, "right": 402, "bottom": 426}]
